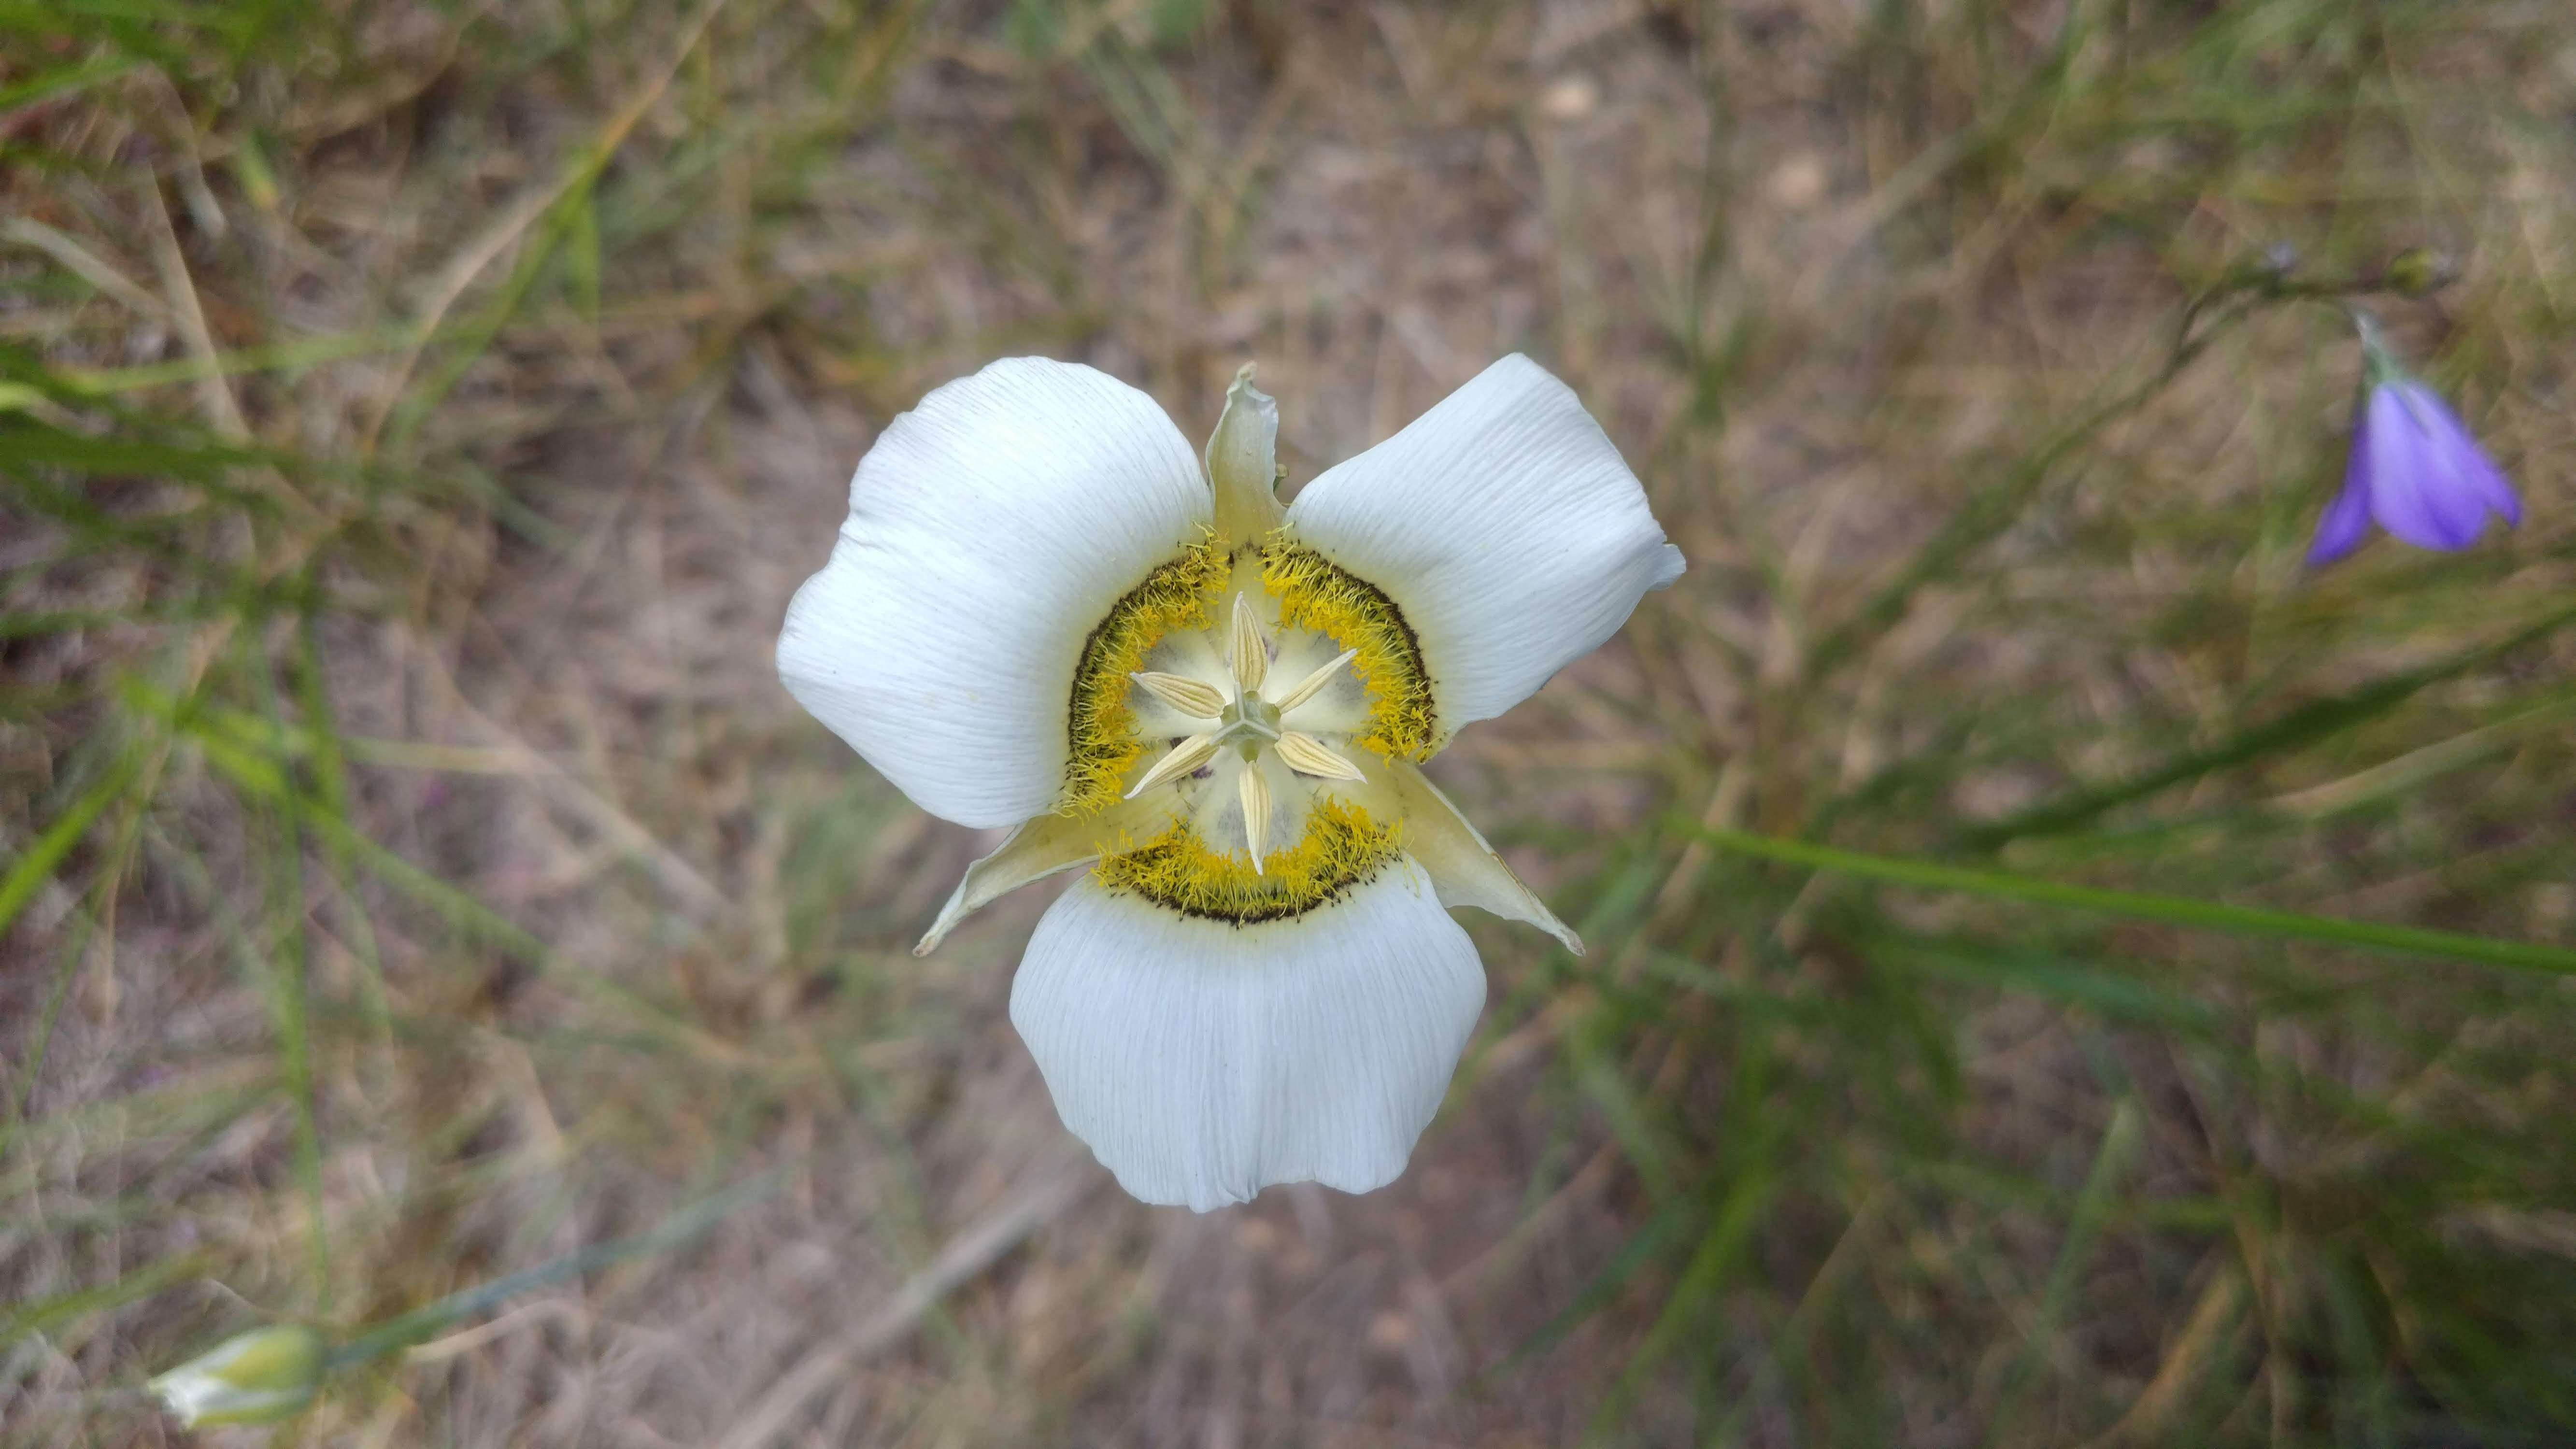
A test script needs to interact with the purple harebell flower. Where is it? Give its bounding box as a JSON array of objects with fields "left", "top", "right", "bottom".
[{"left": 2308, "top": 328, "right": 2520, "bottom": 567}]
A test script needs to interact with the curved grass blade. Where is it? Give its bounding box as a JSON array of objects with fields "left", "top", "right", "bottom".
[
  {"left": 1958, "top": 599, "right": 2576, "bottom": 849},
  {"left": 1683, "top": 824, "right": 2576, "bottom": 978},
  {"left": 0, "top": 741, "right": 142, "bottom": 941}
]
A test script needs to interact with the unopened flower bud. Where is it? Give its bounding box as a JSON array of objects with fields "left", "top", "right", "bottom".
[{"left": 147, "top": 1324, "right": 327, "bottom": 1428}]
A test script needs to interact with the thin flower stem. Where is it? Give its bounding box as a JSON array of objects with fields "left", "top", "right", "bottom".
[
  {"left": 1804, "top": 289, "right": 2258, "bottom": 681},
  {"left": 322, "top": 1169, "right": 786, "bottom": 1373}
]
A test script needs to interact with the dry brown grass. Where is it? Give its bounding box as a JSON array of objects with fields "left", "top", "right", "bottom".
[{"left": 7, "top": 0, "right": 2576, "bottom": 1444}]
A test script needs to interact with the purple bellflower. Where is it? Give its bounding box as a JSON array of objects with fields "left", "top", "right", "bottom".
[{"left": 2307, "top": 318, "right": 2520, "bottom": 567}]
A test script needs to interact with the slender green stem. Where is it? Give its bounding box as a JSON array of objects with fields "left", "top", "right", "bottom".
[{"left": 321, "top": 1169, "right": 785, "bottom": 1373}]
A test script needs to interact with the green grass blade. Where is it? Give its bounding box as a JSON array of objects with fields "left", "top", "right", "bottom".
[
  {"left": 0, "top": 1251, "right": 213, "bottom": 1349},
  {"left": 1683, "top": 824, "right": 2576, "bottom": 976},
  {"left": 0, "top": 742, "right": 142, "bottom": 940},
  {"left": 0, "top": 55, "right": 140, "bottom": 113},
  {"left": 1959, "top": 599, "right": 2576, "bottom": 848}
]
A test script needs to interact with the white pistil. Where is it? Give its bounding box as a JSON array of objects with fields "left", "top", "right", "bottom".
[
  {"left": 1269, "top": 648, "right": 1357, "bottom": 714},
  {"left": 1130, "top": 670, "right": 1226, "bottom": 719},
  {"left": 1126, "top": 733, "right": 1219, "bottom": 798},
  {"left": 1275, "top": 731, "right": 1365, "bottom": 782},
  {"left": 1227, "top": 593, "right": 1269, "bottom": 696},
  {"left": 1238, "top": 765, "right": 1272, "bottom": 873}
]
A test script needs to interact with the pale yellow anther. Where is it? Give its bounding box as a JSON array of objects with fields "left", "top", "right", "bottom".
[
  {"left": 1268, "top": 648, "right": 1357, "bottom": 715},
  {"left": 1238, "top": 764, "right": 1273, "bottom": 873},
  {"left": 1227, "top": 593, "right": 1269, "bottom": 696},
  {"left": 1275, "top": 731, "right": 1365, "bottom": 782},
  {"left": 1130, "top": 670, "right": 1227, "bottom": 719},
  {"left": 1125, "top": 733, "right": 1219, "bottom": 798}
]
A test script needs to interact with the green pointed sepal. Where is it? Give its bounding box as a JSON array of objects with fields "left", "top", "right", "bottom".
[{"left": 1204, "top": 362, "right": 1286, "bottom": 545}]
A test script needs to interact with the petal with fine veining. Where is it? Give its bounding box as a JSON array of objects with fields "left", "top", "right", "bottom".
[
  {"left": 778, "top": 358, "right": 1210, "bottom": 827},
  {"left": 1283, "top": 355, "right": 1683, "bottom": 739},
  {"left": 1009, "top": 861, "right": 1485, "bottom": 1211}
]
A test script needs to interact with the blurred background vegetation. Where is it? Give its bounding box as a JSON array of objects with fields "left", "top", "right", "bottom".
[{"left": 5, "top": 0, "right": 2575, "bottom": 1443}]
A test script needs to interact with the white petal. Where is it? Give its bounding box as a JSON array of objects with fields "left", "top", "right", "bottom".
[
  {"left": 778, "top": 358, "right": 1209, "bottom": 828},
  {"left": 1010, "top": 862, "right": 1485, "bottom": 1211},
  {"left": 1283, "top": 355, "right": 1684, "bottom": 731}
]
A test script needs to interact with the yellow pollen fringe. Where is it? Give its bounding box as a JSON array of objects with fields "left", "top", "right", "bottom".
[
  {"left": 1096, "top": 798, "right": 1402, "bottom": 923},
  {"left": 1259, "top": 535, "right": 1438, "bottom": 760},
  {"left": 1060, "top": 534, "right": 1230, "bottom": 817}
]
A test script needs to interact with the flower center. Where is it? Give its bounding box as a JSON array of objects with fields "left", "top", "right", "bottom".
[
  {"left": 1061, "top": 536, "right": 1427, "bottom": 922},
  {"left": 1218, "top": 692, "right": 1281, "bottom": 753},
  {"left": 1122, "top": 591, "right": 1372, "bottom": 875}
]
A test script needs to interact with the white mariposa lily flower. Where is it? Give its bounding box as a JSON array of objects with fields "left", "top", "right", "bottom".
[{"left": 779, "top": 355, "right": 1683, "bottom": 1211}]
